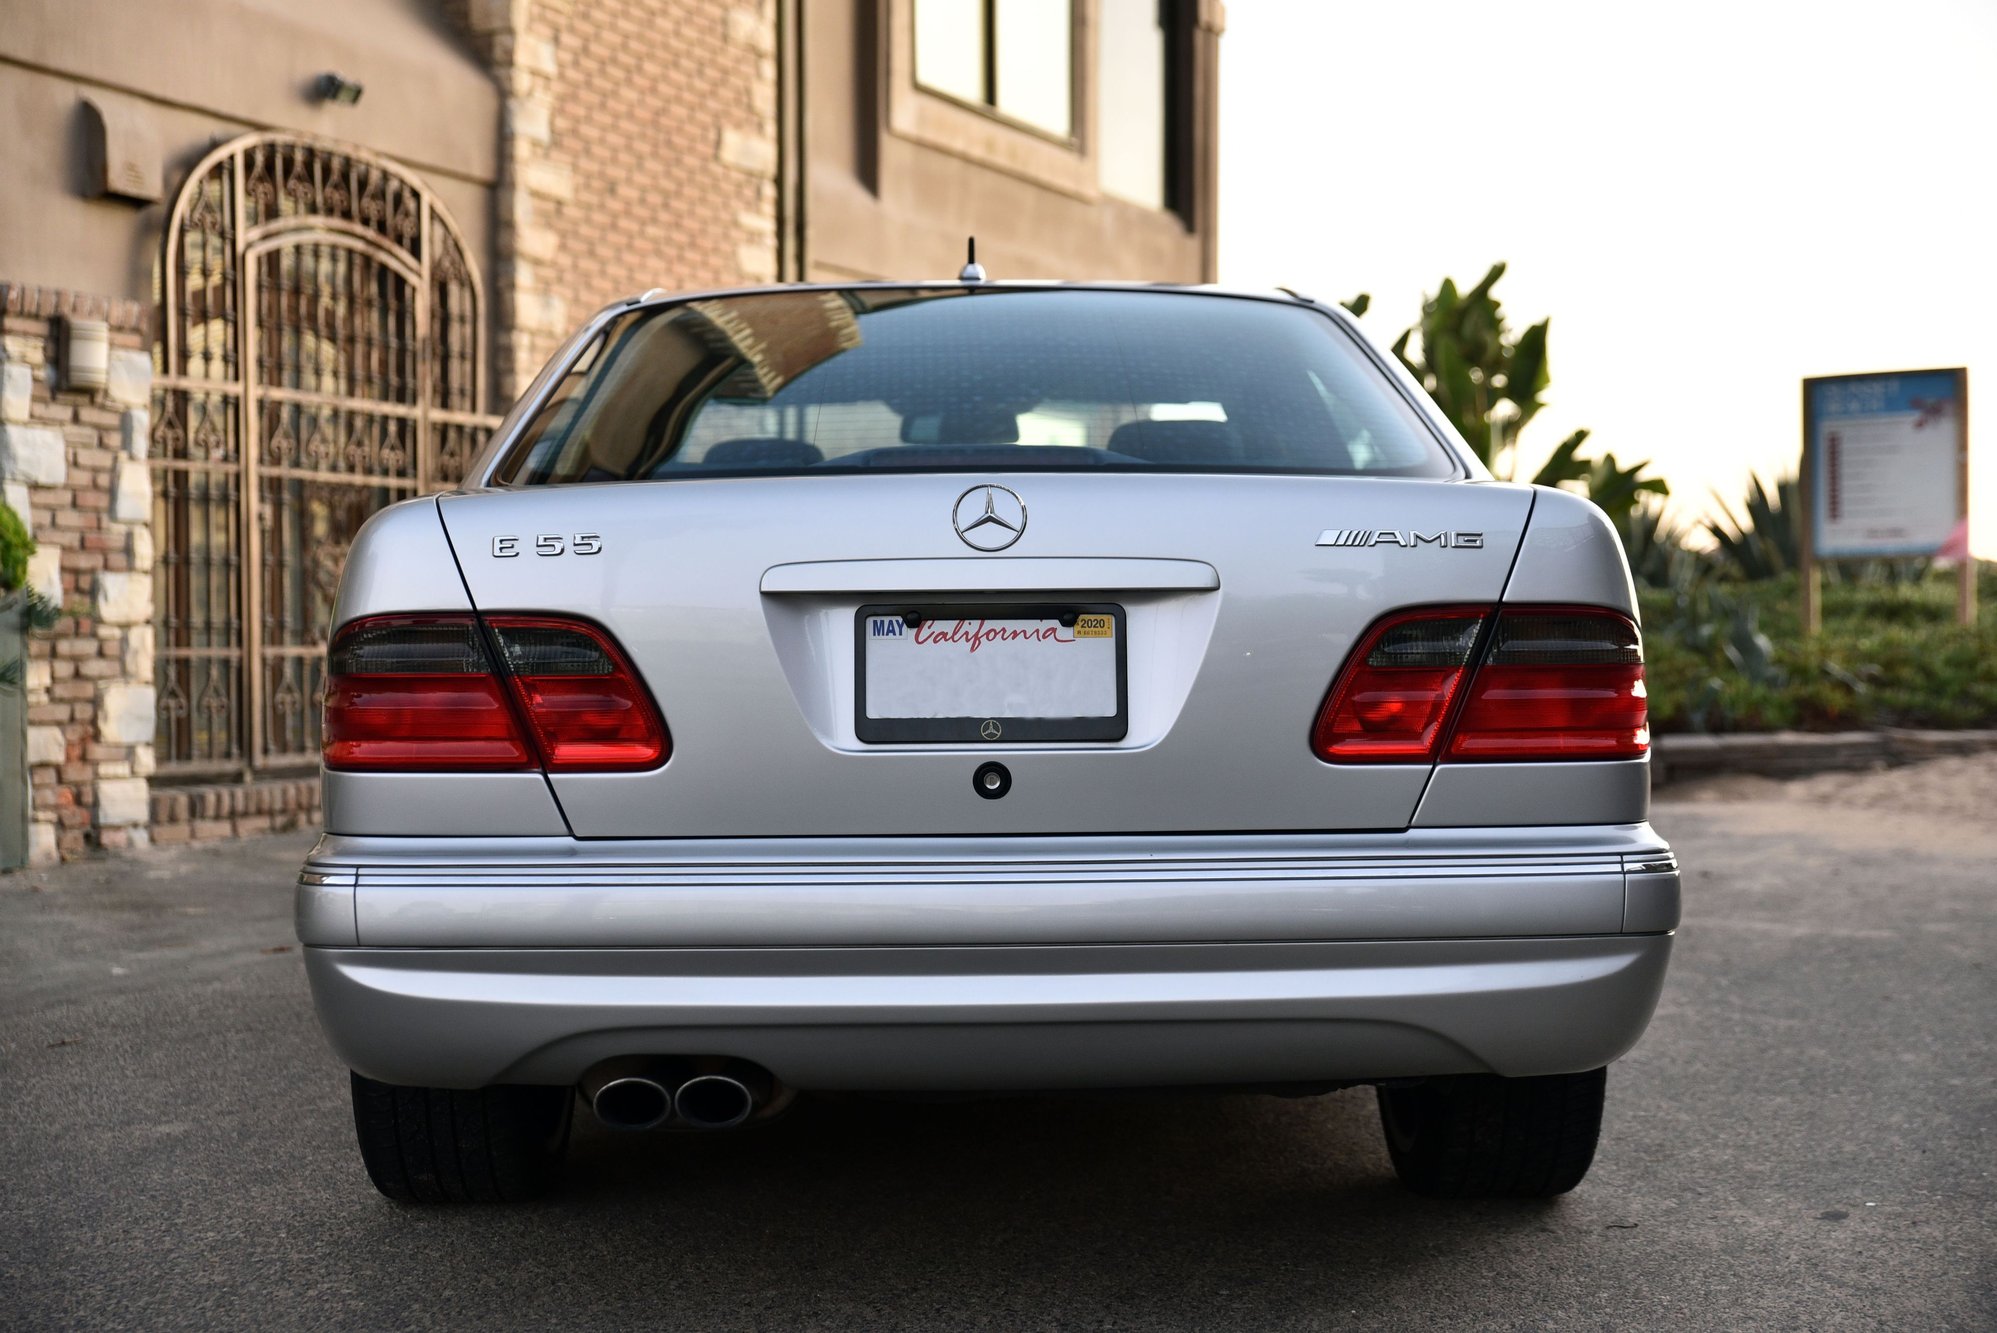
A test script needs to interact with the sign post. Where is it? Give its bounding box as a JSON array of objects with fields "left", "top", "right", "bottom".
[{"left": 1800, "top": 368, "right": 1972, "bottom": 632}]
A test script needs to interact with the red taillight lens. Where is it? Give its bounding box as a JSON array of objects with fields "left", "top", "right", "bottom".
[
  {"left": 1310, "top": 607, "right": 1487, "bottom": 762},
  {"left": 323, "top": 617, "right": 535, "bottom": 771},
  {"left": 1312, "top": 604, "right": 1648, "bottom": 764},
  {"left": 486, "top": 617, "right": 669, "bottom": 772},
  {"left": 1447, "top": 609, "right": 1648, "bottom": 760},
  {"left": 324, "top": 614, "right": 669, "bottom": 773}
]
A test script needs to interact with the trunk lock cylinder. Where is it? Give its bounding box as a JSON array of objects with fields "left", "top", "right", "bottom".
[{"left": 973, "top": 761, "right": 1011, "bottom": 799}]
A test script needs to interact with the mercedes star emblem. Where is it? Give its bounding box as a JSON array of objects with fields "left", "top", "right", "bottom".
[
  {"left": 952, "top": 485, "right": 1027, "bottom": 552},
  {"left": 980, "top": 719, "right": 1004, "bottom": 741}
]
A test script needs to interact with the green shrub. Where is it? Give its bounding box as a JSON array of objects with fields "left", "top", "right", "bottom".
[
  {"left": 1, "top": 499, "right": 61, "bottom": 690},
  {"left": 0, "top": 500, "right": 31, "bottom": 593},
  {"left": 1640, "top": 570, "right": 1997, "bottom": 733}
]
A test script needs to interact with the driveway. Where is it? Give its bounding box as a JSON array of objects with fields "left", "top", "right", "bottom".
[{"left": 2, "top": 763, "right": 1991, "bottom": 1330}]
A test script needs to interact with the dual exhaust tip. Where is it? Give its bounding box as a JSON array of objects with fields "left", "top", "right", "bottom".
[{"left": 585, "top": 1062, "right": 775, "bottom": 1132}]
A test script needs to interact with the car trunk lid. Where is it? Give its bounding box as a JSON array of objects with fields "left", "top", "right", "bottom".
[{"left": 435, "top": 472, "right": 1532, "bottom": 836}]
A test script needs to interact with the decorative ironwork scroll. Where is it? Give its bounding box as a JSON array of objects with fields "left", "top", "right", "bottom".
[{"left": 152, "top": 135, "right": 498, "bottom": 776}]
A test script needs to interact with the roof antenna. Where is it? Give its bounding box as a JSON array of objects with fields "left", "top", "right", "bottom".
[{"left": 958, "top": 236, "right": 987, "bottom": 284}]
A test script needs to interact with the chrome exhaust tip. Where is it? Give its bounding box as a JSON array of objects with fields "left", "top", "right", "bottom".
[
  {"left": 673, "top": 1074, "right": 756, "bottom": 1130},
  {"left": 590, "top": 1076, "right": 674, "bottom": 1131}
]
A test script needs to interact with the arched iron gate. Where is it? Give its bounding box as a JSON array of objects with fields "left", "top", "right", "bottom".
[{"left": 151, "top": 134, "right": 498, "bottom": 778}]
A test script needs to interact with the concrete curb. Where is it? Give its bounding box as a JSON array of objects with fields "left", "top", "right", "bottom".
[{"left": 1653, "top": 728, "right": 1997, "bottom": 785}]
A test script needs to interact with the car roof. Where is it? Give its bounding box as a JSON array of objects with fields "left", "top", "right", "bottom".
[{"left": 602, "top": 280, "right": 1323, "bottom": 321}]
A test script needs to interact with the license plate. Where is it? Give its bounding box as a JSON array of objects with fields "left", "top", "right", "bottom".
[{"left": 855, "top": 603, "right": 1128, "bottom": 743}]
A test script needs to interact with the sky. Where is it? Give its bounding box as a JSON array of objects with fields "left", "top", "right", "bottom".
[{"left": 1218, "top": 0, "right": 1997, "bottom": 554}]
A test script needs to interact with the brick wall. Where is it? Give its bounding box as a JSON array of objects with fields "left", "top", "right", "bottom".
[
  {"left": 148, "top": 778, "right": 321, "bottom": 846},
  {"left": 546, "top": 1, "right": 780, "bottom": 306},
  {"left": 0, "top": 285, "right": 157, "bottom": 864},
  {"left": 0, "top": 3, "right": 783, "bottom": 861},
  {"left": 1, "top": 285, "right": 340, "bottom": 862},
  {"left": 448, "top": 0, "right": 780, "bottom": 397}
]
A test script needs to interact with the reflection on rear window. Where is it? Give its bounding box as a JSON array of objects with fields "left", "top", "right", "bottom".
[{"left": 494, "top": 288, "right": 1457, "bottom": 484}]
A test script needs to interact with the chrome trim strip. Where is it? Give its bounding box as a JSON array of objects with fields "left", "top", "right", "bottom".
[
  {"left": 760, "top": 556, "right": 1220, "bottom": 594},
  {"left": 295, "top": 869, "right": 358, "bottom": 947},
  {"left": 341, "top": 853, "right": 1626, "bottom": 886},
  {"left": 307, "top": 823, "right": 1671, "bottom": 868},
  {"left": 1621, "top": 851, "right": 1683, "bottom": 933},
  {"left": 298, "top": 826, "right": 1673, "bottom": 950}
]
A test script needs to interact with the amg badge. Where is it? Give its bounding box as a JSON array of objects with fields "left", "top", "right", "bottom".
[{"left": 1316, "top": 529, "right": 1485, "bottom": 549}]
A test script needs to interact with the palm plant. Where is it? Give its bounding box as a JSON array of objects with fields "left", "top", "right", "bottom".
[
  {"left": 1352, "top": 262, "right": 1550, "bottom": 476},
  {"left": 1345, "top": 265, "right": 1667, "bottom": 498}
]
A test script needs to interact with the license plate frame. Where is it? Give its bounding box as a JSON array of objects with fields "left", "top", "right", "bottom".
[{"left": 853, "top": 602, "right": 1128, "bottom": 744}]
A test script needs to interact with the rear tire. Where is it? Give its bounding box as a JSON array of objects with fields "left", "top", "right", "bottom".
[
  {"left": 1376, "top": 1067, "right": 1607, "bottom": 1199},
  {"left": 349, "top": 1071, "right": 573, "bottom": 1204}
]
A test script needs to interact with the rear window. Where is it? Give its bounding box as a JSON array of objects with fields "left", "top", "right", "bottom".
[{"left": 493, "top": 288, "right": 1458, "bottom": 485}]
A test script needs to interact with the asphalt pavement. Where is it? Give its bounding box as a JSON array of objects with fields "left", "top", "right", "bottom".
[{"left": 2, "top": 775, "right": 1992, "bottom": 1330}]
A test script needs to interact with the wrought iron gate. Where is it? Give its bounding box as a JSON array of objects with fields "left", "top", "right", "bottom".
[{"left": 152, "top": 134, "right": 498, "bottom": 778}]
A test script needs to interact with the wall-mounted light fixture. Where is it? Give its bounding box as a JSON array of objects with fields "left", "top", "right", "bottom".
[
  {"left": 58, "top": 317, "right": 111, "bottom": 394},
  {"left": 314, "top": 73, "right": 365, "bottom": 106},
  {"left": 80, "top": 93, "right": 163, "bottom": 203}
]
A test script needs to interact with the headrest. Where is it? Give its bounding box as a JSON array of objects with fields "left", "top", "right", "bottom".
[
  {"left": 701, "top": 437, "right": 824, "bottom": 468},
  {"left": 1105, "top": 419, "right": 1241, "bottom": 465}
]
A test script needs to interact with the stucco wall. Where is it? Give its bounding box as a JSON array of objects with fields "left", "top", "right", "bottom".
[{"left": 0, "top": 0, "right": 500, "bottom": 311}]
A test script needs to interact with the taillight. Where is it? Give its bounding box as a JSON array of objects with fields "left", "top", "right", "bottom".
[
  {"left": 1310, "top": 607, "right": 1486, "bottom": 762},
  {"left": 324, "top": 617, "right": 534, "bottom": 772},
  {"left": 484, "top": 616, "right": 669, "bottom": 772},
  {"left": 1312, "top": 604, "right": 1647, "bottom": 764},
  {"left": 324, "top": 614, "right": 668, "bottom": 773},
  {"left": 1447, "top": 608, "right": 1648, "bottom": 760}
]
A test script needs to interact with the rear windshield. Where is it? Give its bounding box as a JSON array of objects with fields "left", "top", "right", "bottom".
[{"left": 492, "top": 288, "right": 1458, "bottom": 485}]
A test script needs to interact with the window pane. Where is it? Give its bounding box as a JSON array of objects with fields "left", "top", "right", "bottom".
[
  {"left": 994, "top": 0, "right": 1072, "bottom": 136},
  {"left": 916, "top": 0, "right": 987, "bottom": 104},
  {"left": 1097, "top": 0, "right": 1166, "bottom": 207}
]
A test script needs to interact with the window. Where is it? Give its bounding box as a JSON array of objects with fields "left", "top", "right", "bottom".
[
  {"left": 496, "top": 289, "right": 1458, "bottom": 486},
  {"left": 1097, "top": 0, "right": 1169, "bottom": 208},
  {"left": 914, "top": 0, "right": 1074, "bottom": 138}
]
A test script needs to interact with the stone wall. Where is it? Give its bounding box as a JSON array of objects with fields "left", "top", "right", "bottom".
[{"left": 0, "top": 284, "right": 157, "bottom": 864}]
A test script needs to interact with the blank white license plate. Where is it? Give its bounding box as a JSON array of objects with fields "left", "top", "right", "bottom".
[{"left": 855, "top": 604, "right": 1127, "bottom": 743}]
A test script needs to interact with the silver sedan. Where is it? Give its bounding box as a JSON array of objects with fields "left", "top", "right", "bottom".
[{"left": 298, "top": 283, "right": 1676, "bottom": 1203}]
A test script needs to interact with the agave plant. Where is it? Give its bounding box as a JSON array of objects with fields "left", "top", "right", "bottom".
[
  {"left": 1646, "top": 579, "right": 1790, "bottom": 732},
  {"left": 1706, "top": 474, "right": 1799, "bottom": 581}
]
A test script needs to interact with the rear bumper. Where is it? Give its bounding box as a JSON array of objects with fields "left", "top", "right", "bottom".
[
  {"left": 307, "top": 935, "right": 1672, "bottom": 1090},
  {"left": 297, "top": 826, "right": 1678, "bottom": 1091}
]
